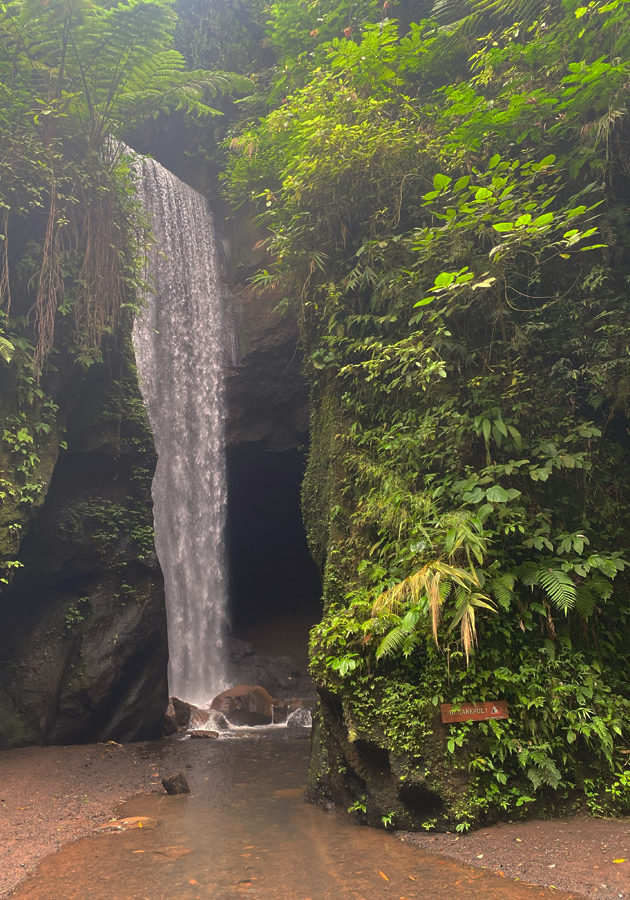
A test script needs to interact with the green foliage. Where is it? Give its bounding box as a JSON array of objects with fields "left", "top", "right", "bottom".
[
  {"left": 62, "top": 497, "right": 155, "bottom": 567},
  {"left": 228, "top": 0, "right": 630, "bottom": 820},
  {"left": 0, "top": 0, "right": 248, "bottom": 373},
  {"left": 64, "top": 597, "right": 90, "bottom": 629}
]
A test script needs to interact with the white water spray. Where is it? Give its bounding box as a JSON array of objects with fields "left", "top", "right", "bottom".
[{"left": 132, "top": 157, "right": 234, "bottom": 706}]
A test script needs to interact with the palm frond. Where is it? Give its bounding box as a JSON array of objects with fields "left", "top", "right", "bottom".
[
  {"left": 373, "top": 559, "right": 483, "bottom": 649},
  {"left": 448, "top": 588, "right": 496, "bottom": 662}
]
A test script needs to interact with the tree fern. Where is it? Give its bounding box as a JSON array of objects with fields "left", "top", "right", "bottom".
[{"left": 0, "top": 0, "right": 251, "bottom": 371}]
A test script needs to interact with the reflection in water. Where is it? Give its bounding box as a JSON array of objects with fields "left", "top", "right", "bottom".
[{"left": 13, "top": 740, "right": 576, "bottom": 900}]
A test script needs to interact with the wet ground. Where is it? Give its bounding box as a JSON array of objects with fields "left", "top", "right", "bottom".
[{"left": 8, "top": 739, "right": 578, "bottom": 900}]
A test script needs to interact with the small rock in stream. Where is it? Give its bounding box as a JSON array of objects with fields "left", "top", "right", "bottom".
[
  {"left": 161, "top": 771, "right": 190, "bottom": 794},
  {"left": 190, "top": 730, "right": 219, "bottom": 739}
]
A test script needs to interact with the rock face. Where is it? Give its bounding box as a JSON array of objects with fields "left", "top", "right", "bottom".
[
  {"left": 307, "top": 690, "right": 448, "bottom": 830},
  {"left": 0, "top": 327, "right": 168, "bottom": 749},
  {"left": 210, "top": 684, "right": 274, "bottom": 726},
  {"left": 226, "top": 286, "right": 308, "bottom": 452}
]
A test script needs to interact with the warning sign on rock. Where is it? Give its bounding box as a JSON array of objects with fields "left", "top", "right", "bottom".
[{"left": 440, "top": 700, "right": 509, "bottom": 723}]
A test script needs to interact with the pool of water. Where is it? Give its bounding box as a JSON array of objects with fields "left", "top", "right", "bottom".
[{"left": 11, "top": 739, "right": 576, "bottom": 900}]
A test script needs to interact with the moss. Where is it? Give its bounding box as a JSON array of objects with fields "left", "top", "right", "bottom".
[
  {"left": 301, "top": 380, "right": 338, "bottom": 574},
  {"left": 304, "top": 370, "right": 630, "bottom": 829}
]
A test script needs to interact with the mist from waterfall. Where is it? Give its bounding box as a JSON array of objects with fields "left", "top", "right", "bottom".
[{"left": 132, "top": 156, "right": 234, "bottom": 706}]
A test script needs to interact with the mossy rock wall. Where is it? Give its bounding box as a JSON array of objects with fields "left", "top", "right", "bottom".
[
  {"left": 0, "top": 323, "right": 167, "bottom": 749},
  {"left": 301, "top": 376, "right": 630, "bottom": 832}
]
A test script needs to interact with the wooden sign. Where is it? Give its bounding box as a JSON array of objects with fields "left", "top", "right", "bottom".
[{"left": 440, "top": 700, "right": 509, "bottom": 724}]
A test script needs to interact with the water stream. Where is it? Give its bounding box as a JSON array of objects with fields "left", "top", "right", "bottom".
[
  {"left": 133, "top": 158, "right": 234, "bottom": 707},
  {"left": 10, "top": 739, "right": 574, "bottom": 900}
]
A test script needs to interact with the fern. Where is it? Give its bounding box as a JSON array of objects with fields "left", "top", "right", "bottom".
[
  {"left": 519, "top": 563, "right": 577, "bottom": 614},
  {"left": 489, "top": 572, "right": 516, "bottom": 610}
]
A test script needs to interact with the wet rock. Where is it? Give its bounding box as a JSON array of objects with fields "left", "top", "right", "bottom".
[
  {"left": 272, "top": 704, "right": 289, "bottom": 724},
  {"left": 164, "top": 708, "right": 178, "bottom": 736},
  {"left": 226, "top": 286, "right": 308, "bottom": 452},
  {"left": 97, "top": 816, "right": 157, "bottom": 831},
  {"left": 161, "top": 772, "right": 190, "bottom": 795},
  {"left": 0, "top": 343, "right": 168, "bottom": 751},
  {"left": 210, "top": 684, "right": 274, "bottom": 726},
  {"left": 165, "top": 697, "right": 192, "bottom": 734},
  {"left": 202, "top": 710, "right": 230, "bottom": 731},
  {"left": 229, "top": 653, "right": 316, "bottom": 698},
  {"left": 189, "top": 730, "right": 219, "bottom": 739},
  {"left": 165, "top": 697, "right": 191, "bottom": 732},
  {"left": 272, "top": 697, "right": 313, "bottom": 724},
  {"left": 171, "top": 697, "right": 192, "bottom": 728},
  {"left": 187, "top": 707, "right": 211, "bottom": 730},
  {"left": 285, "top": 708, "right": 312, "bottom": 727}
]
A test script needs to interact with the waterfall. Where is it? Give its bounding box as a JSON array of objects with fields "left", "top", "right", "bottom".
[{"left": 132, "top": 157, "right": 234, "bottom": 707}]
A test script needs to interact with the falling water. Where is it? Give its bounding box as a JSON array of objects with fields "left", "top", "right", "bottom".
[{"left": 132, "top": 156, "right": 234, "bottom": 706}]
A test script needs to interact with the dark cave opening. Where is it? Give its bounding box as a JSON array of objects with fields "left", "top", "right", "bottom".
[{"left": 226, "top": 444, "right": 322, "bottom": 667}]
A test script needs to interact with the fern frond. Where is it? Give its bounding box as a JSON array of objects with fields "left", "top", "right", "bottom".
[
  {"left": 489, "top": 572, "right": 516, "bottom": 610},
  {"left": 376, "top": 623, "right": 410, "bottom": 659},
  {"left": 537, "top": 568, "right": 576, "bottom": 613},
  {"left": 0, "top": 334, "right": 13, "bottom": 364},
  {"left": 519, "top": 563, "right": 576, "bottom": 614}
]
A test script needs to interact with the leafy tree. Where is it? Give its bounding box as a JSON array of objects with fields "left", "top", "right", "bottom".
[{"left": 0, "top": 0, "right": 247, "bottom": 372}]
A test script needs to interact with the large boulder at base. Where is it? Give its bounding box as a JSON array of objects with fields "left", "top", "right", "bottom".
[
  {"left": 210, "top": 684, "right": 274, "bottom": 726},
  {"left": 165, "top": 696, "right": 192, "bottom": 734}
]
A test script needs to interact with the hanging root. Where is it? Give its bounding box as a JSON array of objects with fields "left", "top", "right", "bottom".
[
  {"left": 0, "top": 210, "right": 10, "bottom": 315},
  {"left": 31, "top": 169, "right": 125, "bottom": 376},
  {"left": 33, "top": 189, "right": 64, "bottom": 376},
  {"left": 72, "top": 179, "right": 123, "bottom": 358}
]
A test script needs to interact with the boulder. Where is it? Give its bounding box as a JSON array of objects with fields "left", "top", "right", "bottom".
[
  {"left": 164, "top": 697, "right": 191, "bottom": 734},
  {"left": 210, "top": 684, "right": 274, "bottom": 726},
  {"left": 162, "top": 771, "right": 190, "bottom": 795},
  {"left": 272, "top": 696, "right": 314, "bottom": 724},
  {"left": 188, "top": 707, "right": 211, "bottom": 730}
]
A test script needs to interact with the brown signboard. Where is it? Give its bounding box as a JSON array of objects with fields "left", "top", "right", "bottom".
[{"left": 440, "top": 700, "right": 509, "bottom": 724}]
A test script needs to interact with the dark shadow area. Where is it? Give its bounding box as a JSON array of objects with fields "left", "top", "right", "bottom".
[
  {"left": 398, "top": 782, "right": 444, "bottom": 817},
  {"left": 226, "top": 444, "right": 322, "bottom": 664}
]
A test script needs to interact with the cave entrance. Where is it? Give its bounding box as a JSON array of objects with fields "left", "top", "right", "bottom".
[{"left": 226, "top": 445, "right": 322, "bottom": 669}]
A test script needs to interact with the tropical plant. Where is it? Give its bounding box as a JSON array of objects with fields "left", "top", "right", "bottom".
[
  {"left": 228, "top": 0, "right": 630, "bottom": 817},
  {"left": 0, "top": 0, "right": 248, "bottom": 372}
]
